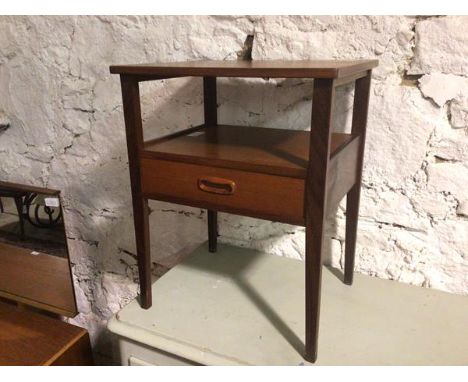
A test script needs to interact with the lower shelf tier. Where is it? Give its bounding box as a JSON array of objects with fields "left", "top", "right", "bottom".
[{"left": 142, "top": 124, "right": 356, "bottom": 178}]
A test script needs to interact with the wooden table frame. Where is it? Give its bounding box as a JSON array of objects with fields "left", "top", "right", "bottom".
[{"left": 111, "top": 60, "right": 377, "bottom": 362}]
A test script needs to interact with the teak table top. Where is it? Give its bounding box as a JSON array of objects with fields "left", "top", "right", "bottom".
[{"left": 110, "top": 59, "right": 378, "bottom": 78}]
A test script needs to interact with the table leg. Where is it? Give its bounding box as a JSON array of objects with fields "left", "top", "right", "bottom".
[
  {"left": 305, "top": 78, "right": 335, "bottom": 362},
  {"left": 344, "top": 72, "right": 372, "bottom": 285},
  {"left": 120, "top": 75, "right": 152, "bottom": 309},
  {"left": 204, "top": 76, "right": 218, "bottom": 253},
  {"left": 208, "top": 210, "right": 218, "bottom": 253},
  {"left": 14, "top": 196, "right": 25, "bottom": 239}
]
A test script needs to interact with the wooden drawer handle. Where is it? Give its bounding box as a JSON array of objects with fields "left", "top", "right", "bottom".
[{"left": 198, "top": 176, "right": 237, "bottom": 195}]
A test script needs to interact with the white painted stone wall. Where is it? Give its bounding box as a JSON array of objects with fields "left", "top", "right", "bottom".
[{"left": 0, "top": 16, "right": 466, "bottom": 362}]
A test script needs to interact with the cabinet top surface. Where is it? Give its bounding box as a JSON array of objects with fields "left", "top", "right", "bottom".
[
  {"left": 108, "top": 243, "right": 468, "bottom": 366},
  {"left": 110, "top": 59, "right": 378, "bottom": 78}
]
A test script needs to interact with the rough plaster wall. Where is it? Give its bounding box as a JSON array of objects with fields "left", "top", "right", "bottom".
[{"left": 0, "top": 16, "right": 466, "bottom": 362}]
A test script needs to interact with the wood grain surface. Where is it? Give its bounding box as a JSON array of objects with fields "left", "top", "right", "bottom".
[
  {"left": 0, "top": 242, "right": 76, "bottom": 316},
  {"left": 110, "top": 59, "right": 378, "bottom": 79},
  {"left": 0, "top": 301, "right": 92, "bottom": 366}
]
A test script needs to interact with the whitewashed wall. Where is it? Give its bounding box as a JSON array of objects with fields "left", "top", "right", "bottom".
[{"left": 0, "top": 16, "right": 466, "bottom": 362}]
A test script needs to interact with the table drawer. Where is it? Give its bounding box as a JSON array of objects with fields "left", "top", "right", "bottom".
[{"left": 140, "top": 158, "right": 305, "bottom": 225}]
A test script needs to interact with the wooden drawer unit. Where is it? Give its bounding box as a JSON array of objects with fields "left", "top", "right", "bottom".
[
  {"left": 139, "top": 125, "right": 360, "bottom": 226},
  {"left": 140, "top": 158, "right": 305, "bottom": 226}
]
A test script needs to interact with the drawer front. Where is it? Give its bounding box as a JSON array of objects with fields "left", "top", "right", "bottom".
[{"left": 140, "top": 158, "right": 305, "bottom": 225}]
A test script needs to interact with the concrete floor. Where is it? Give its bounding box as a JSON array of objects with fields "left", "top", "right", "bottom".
[{"left": 109, "top": 243, "right": 468, "bottom": 365}]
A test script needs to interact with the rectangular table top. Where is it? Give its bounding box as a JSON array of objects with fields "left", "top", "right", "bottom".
[{"left": 110, "top": 59, "right": 378, "bottom": 78}]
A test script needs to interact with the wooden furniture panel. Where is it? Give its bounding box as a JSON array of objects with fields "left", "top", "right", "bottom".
[
  {"left": 326, "top": 136, "right": 360, "bottom": 213},
  {"left": 143, "top": 124, "right": 355, "bottom": 178},
  {"left": 112, "top": 59, "right": 376, "bottom": 363},
  {"left": 0, "top": 181, "right": 60, "bottom": 196},
  {"left": 110, "top": 59, "right": 378, "bottom": 79},
  {"left": 0, "top": 301, "right": 93, "bottom": 366},
  {"left": 0, "top": 242, "right": 76, "bottom": 316},
  {"left": 140, "top": 134, "right": 359, "bottom": 226},
  {"left": 140, "top": 158, "right": 305, "bottom": 226},
  {"left": 49, "top": 333, "right": 94, "bottom": 366}
]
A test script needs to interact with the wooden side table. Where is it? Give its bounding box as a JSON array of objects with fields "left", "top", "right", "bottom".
[{"left": 110, "top": 59, "right": 378, "bottom": 362}]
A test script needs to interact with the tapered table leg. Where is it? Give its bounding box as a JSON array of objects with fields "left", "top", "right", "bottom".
[
  {"left": 304, "top": 78, "right": 335, "bottom": 362},
  {"left": 133, "top": 196, "right": 151, "bottom": 308},
  {"left": 208, "top": 210, "right": 218, "bottom": 253},
  {"left": 204, "top": 76, "right": 218, "bottom": 253},
  {"left": 305, "top": 224, "right": 325, "bottom": 363},
  {"left": 344, "top": 185, "right": 359, "bottom": 285},
  {"left": 344, "top": 71, "right": 372, "bottom": 285},
  {"left": 120, "top": 75, "right": 152, "bottom": 309}
]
